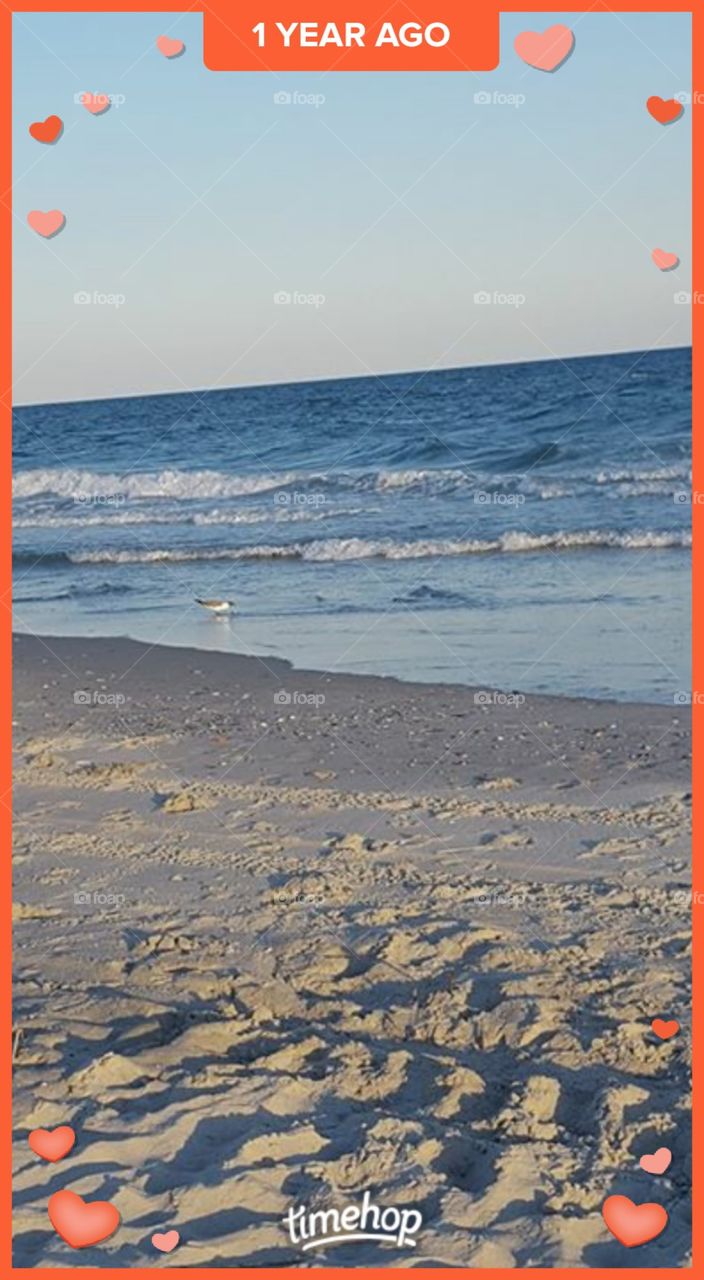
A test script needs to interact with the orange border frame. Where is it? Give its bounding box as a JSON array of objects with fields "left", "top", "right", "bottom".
[{"left": 4, "top": 1, "right": 698, "bottom": 1276}]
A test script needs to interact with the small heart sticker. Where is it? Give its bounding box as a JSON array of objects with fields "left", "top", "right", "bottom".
[
  {"left": 48, "top": 1189, "right": 120, "bottom": 1249},
  {"left": 640, "top": 1147, "right": 672, "bottom": 1175},
  {"left": 651, "top": 1017, "right": 680, "bottom": 1038},
  {"left": 156, "top": 35, "right": 185, "bottom": 59},
  {"left": 602, "top": 1194, "right": 668, "bottom": 1247},
  {"left": 28, "top": 114, "right": 63, "bottom": 144},
  {"left": 27, "top": 209, "right": 66, "bottom": 239},
  {"left": 81, "top": 92, "right": 111, "bottom": 116},
  {"left": 646, "top": 96, "right": 684, "bottom": 125},
  {"left": 28, "top": 1125, "right": 75, "bottom": 1162},
  {"left": 152, "top": 1230, "right": 180, "bottom": 1253},
  {"left": 651, "top": 249, "right": 679, "bottom": 272},
  {"left": 514, "top": 25, "right": 574, "bottom": 73}
]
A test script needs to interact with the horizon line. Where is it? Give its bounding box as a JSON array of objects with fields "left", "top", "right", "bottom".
[{"left": 12, "top": 342, "right": 691, "bottom": 411}]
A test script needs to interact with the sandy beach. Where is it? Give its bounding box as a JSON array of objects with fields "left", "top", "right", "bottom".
[{"left": 11, "top": 632, "right": 691, "bottom": 1267}]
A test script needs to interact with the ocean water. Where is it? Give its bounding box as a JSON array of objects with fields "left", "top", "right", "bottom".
[{"left": 13, "top": 347, "right": 691, "bottom": 702}]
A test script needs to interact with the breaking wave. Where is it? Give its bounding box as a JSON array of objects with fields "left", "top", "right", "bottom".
[{"left": 13, "top": 528, "right": 690, "bottom": 568}]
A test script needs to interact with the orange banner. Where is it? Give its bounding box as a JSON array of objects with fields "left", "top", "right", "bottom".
[{"left": 202, "top": 0, "right": 500, "bottom": 71}]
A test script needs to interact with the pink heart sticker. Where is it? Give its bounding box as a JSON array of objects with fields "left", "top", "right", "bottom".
[
  {"left": 514, "top": 24, "right": 575, "bottom": 72},
  {"left": 81, "top": 92, "right": 111, "bottom": 116},
  {"left": 156, "top": 35, "right": 185, "bottom": 59},
  {"left": 27, "top": 209, "right": 66, "bottom": 238},
  {"left": 640, "top": 1147, "right": 672, "bottom": 1175},
  {"left": 152, "top": 1230, "right": 180, "bottom": 1253},
  {"left": 651, "top": 248, "right": 680, "bottom": 272}
]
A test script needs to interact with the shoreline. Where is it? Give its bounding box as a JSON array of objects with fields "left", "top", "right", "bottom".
[
  {"left": 12, "top": 622, "right": 691, "bottom": 711},
  {"left": 12, "top": 625, "right": 675, "bottom": 704}
]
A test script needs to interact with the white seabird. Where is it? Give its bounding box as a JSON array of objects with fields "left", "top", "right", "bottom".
[{"left": 195, "top": 598, "right": 234, "bottom": 615}]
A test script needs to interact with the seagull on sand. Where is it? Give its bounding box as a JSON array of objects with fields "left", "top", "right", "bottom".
[{"left": 195, "top": 598, "right": 234, "bottom": 616}]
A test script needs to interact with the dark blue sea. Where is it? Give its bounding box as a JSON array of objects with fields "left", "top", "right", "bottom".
[{"left": 13, "top": 347, "right": 691, "bottom": 702}]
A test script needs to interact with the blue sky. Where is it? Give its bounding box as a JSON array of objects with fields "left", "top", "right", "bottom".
[{"left": 12, "top": 10, "right": 692, "bottom": 403}]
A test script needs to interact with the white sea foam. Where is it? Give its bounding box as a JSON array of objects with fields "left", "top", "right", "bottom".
[
  {"left": 12, "top": 467, "right": 305, "bottom": 501},
  {"left": 13, "top": 463, "right": 692, "bottom": 505},
  {"left": 13, "top": 505, "right": 360, "bottom": 530},
  {"left": 64, "top": 529, "right": 691, "bottom": 566}
]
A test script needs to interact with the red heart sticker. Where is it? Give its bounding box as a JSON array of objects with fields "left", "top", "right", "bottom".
[
  {"left": 28, "top": 114, "right": 63, "bottom": 144},
  {"left": 646, "top": 96, "right": 684, "bottom": 125},
  {"left": 651, "top": 1017, "right": 680, "bottom": 1039},
  {"left": 602, "top": 1195, "right": 668, "bottom": 1247},
  {"left": 28, "top": 1125, "right": 75, "bottom": 1162},
  {"left": 48, "top": 1189, "right": 121, "bottom": 1249}
]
